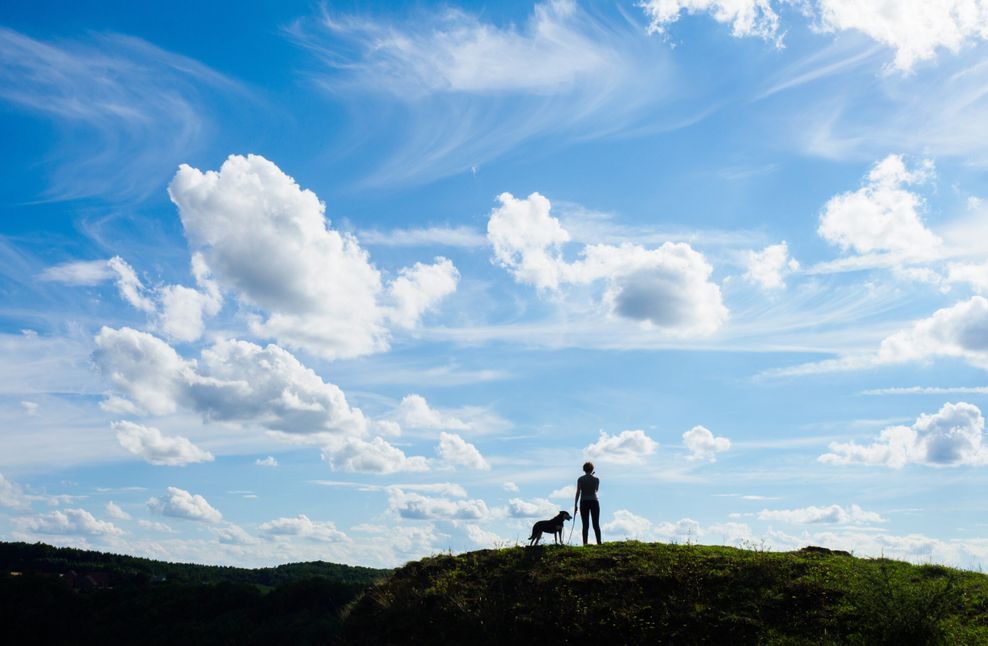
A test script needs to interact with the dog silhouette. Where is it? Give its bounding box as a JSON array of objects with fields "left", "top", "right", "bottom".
[{"left": 527, "top": 511, "right": 572, "bottom": 546}]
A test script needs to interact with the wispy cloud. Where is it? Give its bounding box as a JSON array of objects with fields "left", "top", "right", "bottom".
[
  {"left": 0, "top": 28, "right": 242, "bottom": 201},
  {"left": 288, "top": 1, "right": 695, "bottom": 185}
]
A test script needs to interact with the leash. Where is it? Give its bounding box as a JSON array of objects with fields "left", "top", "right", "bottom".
[{"left": 568, "top": 506, "right": 576, "bottom": 545}]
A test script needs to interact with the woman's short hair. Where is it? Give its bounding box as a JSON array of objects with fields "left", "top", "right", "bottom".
[{"left": 583, "top": 461, "right": 594, "bottom": 474}]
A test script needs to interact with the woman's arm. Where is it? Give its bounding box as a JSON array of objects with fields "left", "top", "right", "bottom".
[{"left": 573, "top": 480, "right": 581, "bottom": 511}]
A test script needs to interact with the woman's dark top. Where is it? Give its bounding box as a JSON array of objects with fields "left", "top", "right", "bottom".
[{"left": 577, "top": 474, "right": 599, "bottom": 501}]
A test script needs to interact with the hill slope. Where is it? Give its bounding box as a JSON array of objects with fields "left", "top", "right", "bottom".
[
  {"left": 0, "top": 541, "right": 389, "bottom": 645},
  {"left": 343, "top": 542, "right": 988, "bottom": 645}
]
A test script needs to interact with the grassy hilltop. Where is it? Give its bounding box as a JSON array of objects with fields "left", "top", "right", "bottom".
[{"left": 343, "top": 541, "right": 988, "bottom": 645}]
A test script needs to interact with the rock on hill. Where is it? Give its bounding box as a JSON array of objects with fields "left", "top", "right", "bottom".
[{"left": 342, "top": 541, "right": 988, "bottom": 645}]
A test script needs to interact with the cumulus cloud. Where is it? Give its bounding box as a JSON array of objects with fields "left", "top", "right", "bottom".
[
  {"left": 168, "top": 154, "right": 458, "bottom": 359},
  {"left": 507, "top": 497, "right": 558, "bottom": 518},
  {"left": 603, "top": 510, "right": 754, "bottom": 545},
  {"left": 742, "top": 242, "right": 799, "bottom": 289},
  {"left": 386, "top": 259, "right": 460, "bottom": 329},
  {"left": 105, "top": 501, "right": 131, "bottom": 521},
  {"left": 584, "top": 429, "right": 658, "bottom": 464},
  {"left": 758, "top": 504, "right": 884, "bottom": 524},
  {"left": 394, "top": 394, "right": 469, "bottom": 430},
  {"left": 255, "top": 456, "right": 278, "bottom": 467},
  {"left": 818, "top": 155, "right": 939, "bottom": 262},
  {"left": 21, "top": 401, "right": 39, "bottom": 416},
  {"left": 641, "top": 0, "right": 782, "bottom": 43},
  {"left": 465, "top": 524, "right": 507, "bottom": 548},
  {"left": 549, "top": 485, "right": 575, "bottom": 500},
  {"left": 436, "top": 432, "right": 490, "bottom": 470},
  {"left": 820, "top": 401, "right": 988, "bottom": 468},
  {"left": 0, "top": 473, "right": 30, "bottom": 510},
  {"left": 44, "top": 253, "right": 222, "bottom": 343},
  {"left": 113, "top": 421, "right": 214, "bottom": 466},
  {"left": 155, "top": 255, "right": 223, "bottom": 342},
  {"left": 211, "top": 523, "right": 257, "bottom": 545},
  {"left": 94, "top": 327, "right": 369, "bottom": 436},
  {"left": 488, "top": 192, "right": 727, "bottom": 335},
  {"left": 147, "top": 486, "right": 222, "bottom": 523},
  {"left": 814, "top": 0, "right": 988, "bottom": 72},
  {"left": 16, "top": 508, "right": 124, "bottom": 536},
  {"left": 683, "top": 425, "right": 731, "bottom": 462},
  {"left": 603, "top": 509, "right": 654, "bottom": 538},
  {"left": 642, "top": 1, "right": 988, "bottom": 71},
  {"left": 259, "top": 515, "right": 349, "bottom": 542},
  {"left": 503, "top": 481, "right": 520, "bottom": 493},
  {"left": 388, "top": 489, "right": 491, "bottom": 520},
  {"left": 322, "top": 437, "right": 429, "bottom": 474},
  {"left": 773, "top": 296, "right": 988, "bottom": 376}
]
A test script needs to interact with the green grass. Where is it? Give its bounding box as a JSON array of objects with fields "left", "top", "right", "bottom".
[{"left": 342, "top": 542, "right": 988, "bottom": 645}]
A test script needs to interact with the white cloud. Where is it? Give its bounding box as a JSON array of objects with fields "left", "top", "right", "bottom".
[
  {"left": 773, "top": 296, "right": 988, "bottom": 376},
  {"left": 603, "top": 509, "right": 654, "bottom": 538},
  {"left": 20, "top": 401, "right": 38, "bottom": 416},
  {"left": 641, "top": 0, "right": 782, "bottom": 43},
  {"left": 549, "top": 485, "right": 575, "bottom": 500},
  {"left": 359, "top": 226, "right": 488, "bottom": 248},
  {"left": 436, "top": 432, "right": 490, "bottom": 470},
  {"left": 313, "top": 0, "right": 619, "bottom": 96},
  {"left": 108, "top": 256, "right": 156, "bottom": 313},
  {"left": 947, "top": 261, "right": 988, "bottom": 293},
  {"left": 394, "top": 394, "right": 469, "bottom": 430},
  {"left": 820, "top": 401, "right": 988, "bottom": 468},
  {"left": 603, "top": 511, "right": 754, "bottom": 545},
  {"left": 818, "top": 155, "right": 939, "bottom": 261},
  {"left": 255, "top": 456, "right": 278, "bottom": 467},
  {"left": 641, "top": 1, "right": 988, "bottom": 71},
  {"left": 742, "top": 242, "right": 799, "bottom": 289},
  {"left": 507, "top": 497, "right": 559, "bottom": 518},
  {"left": 503, "top": 481, "right": 520, "bottom": 493},
  {"left": 94, "top": 327, "right": 369, "bottom": 435},
  {"left": 584, "top": 429, "right": 658, "bottom": 464},
  {"left": 388, "top": 489, "right": 491, "bottom": 520},
  {"left": 322, "top": 437, "right": 429, "bottom": 474},
  {"left": 113, "top": 421, "right": 214, "bottom": 466},
  {"left": 0, "top": 473, "right": 30, "bottom": 510},
  {"left": 37, "top": 259, "right": 114, "bottom": 285},
  {"left": 147, "top": 486, "right": 222, "bottom": 523},
  {"left": 105, "top": 501, "right": 131, "bottom": 520},
  {"left": 758, "top": 504, "right": 885, "bottom": 524},
  {"left": 683, "top": 425, "right": 731, "bottom": 462},
  {"left": 258, "top": 515, "right": 349, "bottom": 542},
  {"left": 488, "top": 191, "right": 571, "bottom": 290},
  {"left": 815, "top": 0, "right": 988, "bottom": 72},
  {"left": 155, "top": 256, "right": 223, "bottom": 342},
  {"left": 168, "top": 154, "right": 458, "bottom": 360},
  {"left": 291, "top": 2, "right": 676, "bottom": 186},
  {"left": 465, "top": 524, "right": 507, "bottom": 548},
  {"left": 211, "top": 523, "right": 257, "bottom": 545},
  {"left": 488, "top": 192, "right": 728, "bottom": 335},
  {"left": 16, "top": 508, "right": 124, "bottom": 536},
  {"left": 137, "top": 519, "right": 175, "bottom": 533},
  {"left": 0, "top": 28, "right": 236, "bottom": 200},
  {"left": 386, "top": 259, "right": 460, "bottom": 329}
]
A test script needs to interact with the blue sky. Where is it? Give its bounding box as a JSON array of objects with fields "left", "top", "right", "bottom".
[{"left": 4, "top": 0, "right": 988, "bottom": 568}]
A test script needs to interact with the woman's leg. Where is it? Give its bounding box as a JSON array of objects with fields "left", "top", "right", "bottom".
[
  {"left": 590, "top": 500, "right": 601, "bottom": 544},
  {"left": 579, "top": 500, "right": 591, "bottom": 545}
]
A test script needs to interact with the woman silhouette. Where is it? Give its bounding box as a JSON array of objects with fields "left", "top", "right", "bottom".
[{"left": 573, "top": 461, "right": 601, "bottom": 545}]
